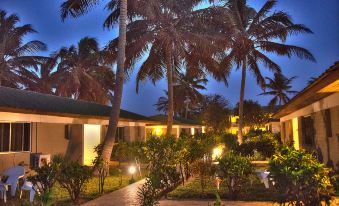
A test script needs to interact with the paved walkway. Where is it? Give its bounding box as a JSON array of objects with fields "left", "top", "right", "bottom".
[
  {"left": 82, "top": 179, "right": 145, "bottom": 206},
  {"left": 159, "top": 200, "right": 277, "bottom": 206}
]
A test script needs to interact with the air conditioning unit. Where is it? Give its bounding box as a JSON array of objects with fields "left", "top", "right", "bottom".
[{"left": 30, "top": 153, "right": 51, "bottom": 168}]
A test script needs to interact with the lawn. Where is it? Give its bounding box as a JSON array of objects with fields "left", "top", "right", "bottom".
[
  {"left": 168, "top": 176, "right": 281, "bottom": 202},
  {"left": 4, "top": 167, "right": 145, "bottom": 206}
]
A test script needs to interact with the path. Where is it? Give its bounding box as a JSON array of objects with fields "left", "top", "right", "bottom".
[
  {"left": 82, "top": 179, "right": 145, "bottom": 206},
  {"left": 159, "top": 200, "right": 277, "bottom": 206}
]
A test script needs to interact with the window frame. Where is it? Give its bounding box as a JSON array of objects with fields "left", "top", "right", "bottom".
[{"left": 0, "top": 122, "right": 31, "bottom": 153}]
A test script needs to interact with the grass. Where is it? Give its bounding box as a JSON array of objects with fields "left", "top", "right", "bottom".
[
  {"left": 168, "top": 176, "right": 281, "bottom": 202},
  {"left": 4, "top": 167, "right": 145, "bottom": 206}
]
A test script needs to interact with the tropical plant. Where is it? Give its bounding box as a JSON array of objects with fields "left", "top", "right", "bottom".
[
  {"left": 215, "top": 0, "right": 315, "bottom": 142},
  {"left": 236, "top": 132, "right": 280, "bottom": 159},
  {"left": 19, "top": 56, "right": 61, "bottom": 94},
  {"left": 112, "top": 0, "right": 225, "bottom": 135},
  {"left": 0, "top": 9, "right": 47, "bottom": 88},
  {"left": 199, "top": 95, "right": 231, "bottom": 134},
  {"left": 154, "top": 72, "right": 207, "bottom": 118},
  {"left": 92, "top": 144, "right": 109, "bottom": 194},
  {"left": 220, "top": 133, "right": 239, "bottom": 151},
  {"left": 56, "top": 157, "right": 92, "bottom": 205},
  {"left": 60, "top": 0, "right": 130, "bottom": 167},
  {"left": 56, "top": 37, "right": 115, "bottom": 104},
  {"left": 27, "top": 161, "right": 59, "bottom": 204},
  {"left": 192, "top": 158, "right": 216, "bottom": 195},
  {"left": 137, "top": 177, "right": 159, "bottom": 206},
  {"left": 234, "top": 100, "right": 269, "bottom": 128},
  {"left": 259, "top": 73, "right": 298, "bottom": 106},
  {"left": 218, "top": 152, "right": 254, "bottom": 200},
  {"left": 269, "top": 146, "right": 333, "bottom": 206}
]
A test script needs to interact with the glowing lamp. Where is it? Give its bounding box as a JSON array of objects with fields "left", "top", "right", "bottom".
[
  {"left": 129, "top": 166, "right": 136, "bottom": 174},
  {"left": 212, "top": 145, "right": 224, "bottom": 160}
]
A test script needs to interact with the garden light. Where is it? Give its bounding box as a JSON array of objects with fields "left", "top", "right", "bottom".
[
  {"left": 212, "top": 145, "right": 224, "bottom": 160},
  {"left": 129, "top": 165, "right": 136, "bottom": 175}
]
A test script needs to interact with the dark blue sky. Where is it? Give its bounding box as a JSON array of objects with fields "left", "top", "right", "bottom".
[{"left": 1, "top": 0, "right": 339, "bottom": 116}]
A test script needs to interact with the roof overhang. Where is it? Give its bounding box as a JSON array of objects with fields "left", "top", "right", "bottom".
[{"left": 273, "top": 62, "right": 339, "bottom": 119}]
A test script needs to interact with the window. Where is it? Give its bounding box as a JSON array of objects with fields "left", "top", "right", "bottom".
[
  {"left": 0, "top": 123, "right": 10, "bottom": 152},
  {"left": 324, "top": 109, "right": 332, "bottom": 137},
  {"left": 115, "top": 127, "right": 125, "bottom": 142},
  {"left": 0, "top": 123, "right": 30, "bottom": 152},
  {"left": 302, "top": 116, "right": 314, "bottom": 145}
]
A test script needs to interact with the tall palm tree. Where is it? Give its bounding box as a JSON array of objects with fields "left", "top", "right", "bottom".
[
  {"left": 216, "top": 0, "right": 315, "bottom": 142},
  {"left": 19, "top": 57, "right": 61, "bottom": 94},
  {"left": 154, "top": 73, "right": 207, "bottom": 118},
  {"left": 56, "top": 37, "right": 115, "bottom": 104},
  {"left": 108, "top": 0, "right": 224, "bottom": 135},
  {"left": 259, "top": 73, "right": 298, "bottom": 106},
  {"left": 60, "top": 0, "right": 129, "bottom": 164},
  {"left": 0, "top": 10, "right": 47, "bottom": 88}
]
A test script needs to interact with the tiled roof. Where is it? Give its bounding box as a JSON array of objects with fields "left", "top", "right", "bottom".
[{"left": 0, "top": 86, "right": 151, "bottom": 121}]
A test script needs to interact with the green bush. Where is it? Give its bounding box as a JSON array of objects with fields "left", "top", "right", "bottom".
[
  {"left": 218, "top": 152, "right": 254, "bottom": 200},
  {"left": 269, "top": 146, "right": 333, "bottom": 206},
  {"left": 56, "top": 157, "right": 92, "bottom": 205},
  {"left": 236, "top": 132, "right": 279, "bottom": 159},
  {"left": 220, "top": 133, "right": 238, "bottom": 151},
  {"left": 28, "top": 160, "right": 59, "bottom": 204},
  {"left": 111, "top": 141, "right": 145, "bottom": 164}
]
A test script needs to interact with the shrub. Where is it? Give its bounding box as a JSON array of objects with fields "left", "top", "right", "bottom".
[
  {"left": 137, "top": 178, "right": 158, "bottom": 206},
  {"left": 236, "top": 132, "right": 279, "bottom": 159},
  {"left": 218, "top": 152, "right": 253, "bottom": 200},
  {"left": 192, "top": 157, "right": 216, "bottom": 195},
  {"left": 28, "top": 160, "right": 59, "bottom": 204},
  {"left": 92, "top": 144, "right": 109, "bottom": 194},
  {"left": 111, "top": 141, "right": 145, "bottom": 164},
  {"left": 269, "top": 146, "right": 333, "bottom": 206},
  {"left": 56, "top": 158, "right": 92, "bottom": 205},
  {"left": 220, "top": 133, "right": 238, "bottom": 151}
]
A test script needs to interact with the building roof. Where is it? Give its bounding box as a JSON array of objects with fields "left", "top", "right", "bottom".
[
  {"left": 0, "top": 86, "right": 152, "bottom": 122},
  {"left": 148, "top": 114, "right": 202, "bottom": 126},
  {"left": 273, "top": 61, "right": 339, "bottom": 119}
]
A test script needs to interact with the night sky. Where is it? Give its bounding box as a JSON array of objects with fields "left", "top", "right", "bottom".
[{"left": 1, "top": 0, "right": 338, "bottom": 116}]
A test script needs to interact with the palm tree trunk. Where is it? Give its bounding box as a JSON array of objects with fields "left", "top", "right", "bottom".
[
  {"left": 101, "top": 0, "right": 127, "bottom": 165},
  {"left": 238, "top": 61, "right": 246, "bottom": 144},
  {"left": 166, "top": 47, "right": 174, "bottom": 136}
]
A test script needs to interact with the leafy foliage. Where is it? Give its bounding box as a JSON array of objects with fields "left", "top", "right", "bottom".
[
  {"left": 220, "top": 133, "right": 239, "bottom": 151},
  {"left": 92, "top": 144, "right": 109, "bottom": 194},
  {"left": 198, "top": 95, "right": 231, "bottom": 134},
  {"left": 259, "top": 73, "right": 298, "bottom": 106},
  {"left": 137, "top": 178, "right": 159, "bottom": 206},
  {"left": 269, "top": 146, "right": 334, "bottom": 206},
  {"left": 27, "top": 160, "right": 59, "bottom": 204},
  {"left": 236, "top": 132, "right": 280, "bottom": 159},
  {"left": 56, "top": 157, "right": 92, "bottom": 205},
  {"left": 234, "top": 100, "right": 269, "bottom": 128},
  {"left": 111, "top": 141, "right": 146, "bottom": 164},
  {"left": 218, "top": 152, "right": 254, "bottom": 200}
]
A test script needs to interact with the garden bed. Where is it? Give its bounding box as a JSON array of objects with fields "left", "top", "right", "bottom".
[{"left": 167, "top": 177, "right": 280, "bottom": 202}]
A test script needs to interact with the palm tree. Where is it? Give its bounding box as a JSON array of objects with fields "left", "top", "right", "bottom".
[
  {"left": 56, "top": 37, "right": 114, "bottom": 104},
  {"left": 108, "top": 0, "right": 222, "bottom": 135},
  {"left": 19, "top": 57, "right": 61, "bottom": 94},
  {"left": 60, "top": 0, "right": 129, "bottom": 164},
  {"left": 259, "top": 73, "right": 298, "bottom": 106},
  {"left": 154, "top": 73, "right": 207, "bottom": 118},
  {"left": 0, "top": 10, "right": 47, "bottom": 87},
  {"left": 216, "top": 0, "right": 315, "bottom": 143}
]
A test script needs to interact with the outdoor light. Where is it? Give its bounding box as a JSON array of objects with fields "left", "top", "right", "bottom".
[
  {"left": 212, "top": 145, "right": 224, "bottom": 160},
  {"left": 129, "top": 166, "right": 136, "bottom": 181}
]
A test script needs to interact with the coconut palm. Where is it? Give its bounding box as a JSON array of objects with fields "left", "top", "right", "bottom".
[
  {"left": 19, "top": 57, "right": 61, "bottom": 94},
  {"left": 107, "top": 0, "right": 224, "bottom": 135},
  {"left": 0, "top": 10, "right": 47, "bottom": 88},
  {"left": 259, "top": 73, "right": 298, "bottom": 106},
  {"left": 55, "top": 37, "right": 114, "bottom": 104},
  {"left": 154, "top": 73, "right": 207, "bottom": 118},
  {"left": 60, "top": 0, "right": 130, "bottom": 166},
  {"left": 216, "top": 0, "right": 315, "bottom": 142}
]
